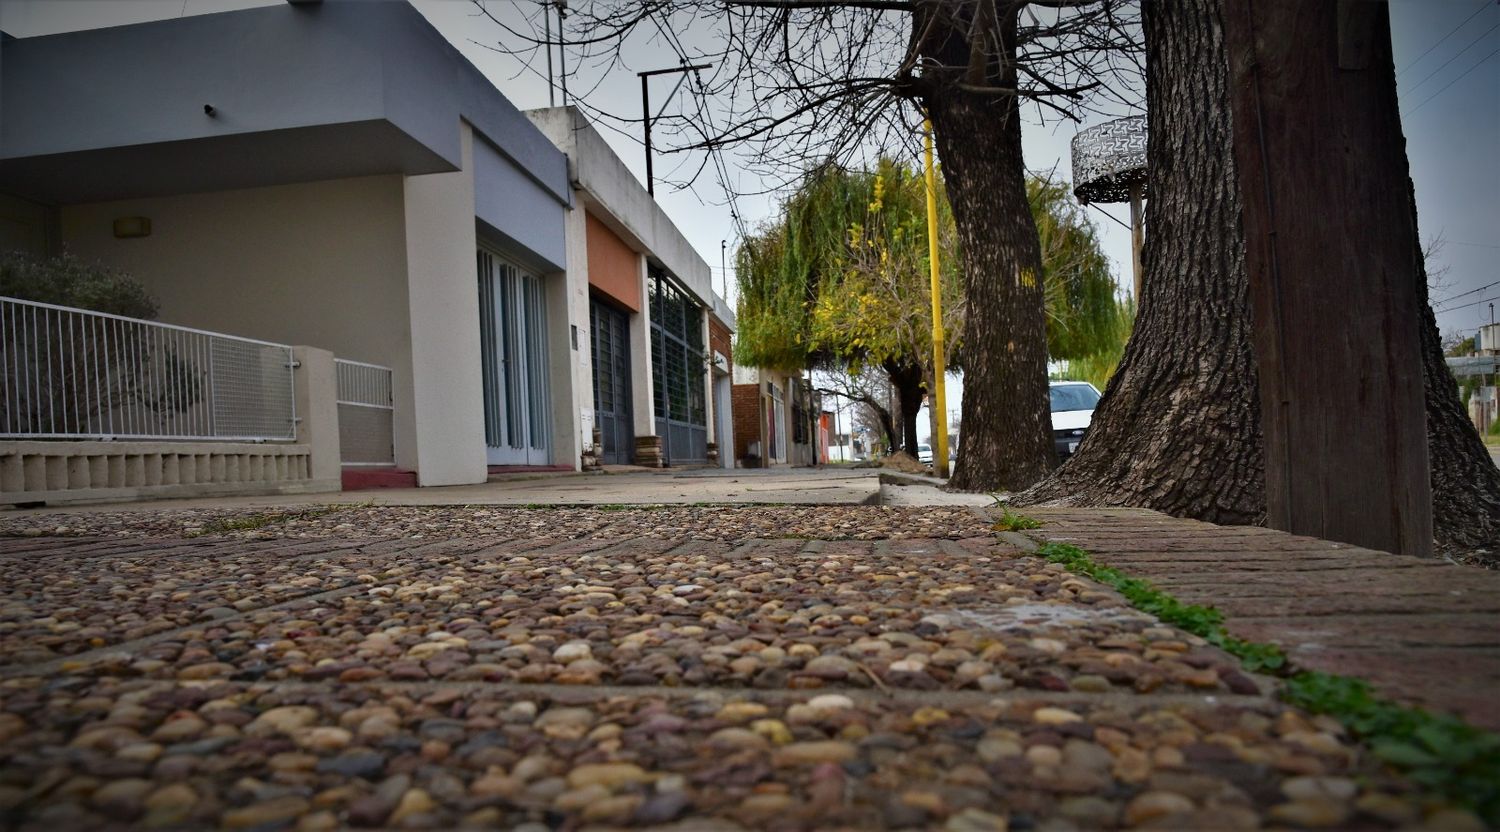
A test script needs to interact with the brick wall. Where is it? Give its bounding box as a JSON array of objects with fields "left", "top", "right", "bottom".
[
  {"left": 709, "top": 318, "right": 733, "bottom": 370},
  {"left": 731, "top": 383, "right": 762, "bottom": 466}
]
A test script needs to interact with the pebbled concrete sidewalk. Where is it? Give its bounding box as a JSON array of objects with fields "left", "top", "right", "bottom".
[
  {"left": 0, "top": 504, "right": 1478, "bottom": 829},
  {"left": 1012, "top": 507, "right": 1500, "bottom": 733}
]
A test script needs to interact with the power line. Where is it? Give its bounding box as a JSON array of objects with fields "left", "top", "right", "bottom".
[
  {"left": 1398, "top": 0, "right": 1493, "bottom": 78},
  {"left": 1435, "top": 279, "right": 1500, "bottom": 309},
  {"left": 1085, "top": 203, "right": 1132, "bottom": 232},
  {"left": 1436, "top": 293, "right": 1500, "bottom": 315},
  {"left": 1403, "top": 20, "right": 1498, "bottom": 96},
  {"left": 1408, "top": 45, "right": 1500, "bottom": 114}
]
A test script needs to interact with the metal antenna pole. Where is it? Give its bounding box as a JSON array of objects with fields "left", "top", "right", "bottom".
[
  {"left": 640, "top": 74, "right": 652, "bottom": 194},
  {"left": 543, "top": 1, "right": 554, "bottom": 107},
  {"left": 637, "top": 63, "right": 713, "bottom": 197},
  {"left": 556, "top": 1, "right": 568, "bottom": 105},
  {"left": 721, "top": 240, "right": 728, "bottom": 299}
]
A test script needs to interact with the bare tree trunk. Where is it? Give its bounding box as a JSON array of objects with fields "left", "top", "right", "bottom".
[
  {"left": 1017, "top": 0, "right": 1265, "bottom": 522},
  {"left": 921, "top": 6, "right": 1054, "bottom": 491},
  {"left": 816, "top": 386, "right": 897, "bottom": 456},
  {"left": 1019, "top": 0, "right": 1500, "bottom": 560},
  {"left": 885, "top": 359, "right": 925, "bottom": 455}
]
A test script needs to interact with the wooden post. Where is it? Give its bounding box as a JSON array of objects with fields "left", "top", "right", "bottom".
[
  {"left": 1128, "top": 182, "right": 1144, "bottom": 302},
  {"left": 1223, "top": 0, "right": 1431, "bottom": 556}
]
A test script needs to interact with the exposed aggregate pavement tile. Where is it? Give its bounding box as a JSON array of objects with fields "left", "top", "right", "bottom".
[
  {"left": 0, "top": 505, "right": 994, "bottom": 543},
  {"left": 0, "top": 680, "right": 1433, "bottom": 831},
  {"left": 0, "top": 505, "right": 1482, "bottom": 830}
]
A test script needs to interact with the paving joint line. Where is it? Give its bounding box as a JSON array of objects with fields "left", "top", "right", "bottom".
[{"left": 34, "top": 676, "right": 1289, "bottom": 713}]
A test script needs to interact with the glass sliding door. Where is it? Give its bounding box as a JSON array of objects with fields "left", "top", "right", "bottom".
[{"left": 477, "top": 247, "right": 551, "bottom": 466}]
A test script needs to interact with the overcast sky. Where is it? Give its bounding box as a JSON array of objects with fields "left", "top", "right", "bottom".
[{"left": 2, "top": 0, "right": 1495, "bottom": 338}]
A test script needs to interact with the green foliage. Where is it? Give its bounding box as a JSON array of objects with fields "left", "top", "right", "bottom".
[
  {"left": 734, "top": 160, "right": 961, "bottom": 374},
  {"left": 806, "top": 158, "right": 964, "bottom": 372},
  {"left": 1037, "top": 541, "right": 1500, "bottom": 823},
  {"left": 0, "top": 251, "right": 158, "bottom": 318},
  {"left": 187, "top": 504, "right": 365, "bottom": 537},
  {"left": 1446, "top": 336, "right": 1475, "bottom": 358},
  {"left": 992, "top": 508, "right": 1041, "bottom": 531},
  {"left": 0, "top": 251, "right": 200, "bottom": 433},
  {"left": 1283, "top": 673, "right": 1500, "bottom": 824},
  {"left": 734, "top": 223, "right": 809, "bottom": 371},
  {"left": 1030, "top": 177, "right": 1123, "bottom": 362},
  {"left": 1057, "top": 293, "right": 1135, "bottom": 389},
  {"left": 733, "top": 165, "right": 1124, "bottom": 378}
]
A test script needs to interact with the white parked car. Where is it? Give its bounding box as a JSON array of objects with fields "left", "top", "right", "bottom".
[
  {"left": 1049, "top": 381, "right": 1102, "bottom": 460},
  {"left": 916, "top": 443, "right": 934, "bottom": 464}
]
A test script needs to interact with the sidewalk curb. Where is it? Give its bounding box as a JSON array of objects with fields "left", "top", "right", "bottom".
[{"left": 877, "top": 471, "right": 947, "bottom": 488}]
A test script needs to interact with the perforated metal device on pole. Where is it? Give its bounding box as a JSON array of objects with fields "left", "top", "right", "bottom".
[
  {"left": 1071, "top": 115, "right": 1150, "bottom": 298},
  {"left": 1070, "top": 115, "right": 1148, "bottom": 205}
]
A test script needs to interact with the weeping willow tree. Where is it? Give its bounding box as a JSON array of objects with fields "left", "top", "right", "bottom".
[
  {"left": 1031, "top": 177, "right": 1127, "bottom": 374},
  {"left": 1060, "top": 295, "right": 1136, "bottom": 390},
  {"left": 736, "top": 159, "right": 961, "bottom": 454},
  {"left": 736, "top": 162, "right": 1124, "bottom": 457},
  {"left": 805, "top": 159, "right": 964, "bottom": 455}
]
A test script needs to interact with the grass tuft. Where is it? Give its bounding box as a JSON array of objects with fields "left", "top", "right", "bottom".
[
  {"left": 187, "top": 503, "right": 367, "bottom": 538},
  {"left": 993, "top": 508, "right": 1042, "bottom": 532}
]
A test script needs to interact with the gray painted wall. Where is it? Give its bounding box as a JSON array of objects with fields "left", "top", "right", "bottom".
[
  {"left": 474, "top": 135, "right": 566, "bottom": 272},
  {"left": 1, "top": 1, "right": 571, "bottom": 210}
]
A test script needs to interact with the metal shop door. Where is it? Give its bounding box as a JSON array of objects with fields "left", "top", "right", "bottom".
[{"left": 589, "top": 297, "right": 633, "bottom": 465}]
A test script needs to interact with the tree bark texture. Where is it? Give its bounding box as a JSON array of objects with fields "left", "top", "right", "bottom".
[
  {"left": 1414, "top": 200, "right": 1500, "bottom": 560},
  {"left": 1017, "top": 0, "right": 1266, "bottom": 523},
  {"left": 922, "top": 6, "right": 1055, "bottom": 491},
  {"left": 1224, "top": 0, "right": 1431, "bottom": 557},
  {"left": 885, "top": 359, "right": 926, "bottom": 455},
  {"left": 1020, "top": 0, "right": 1499, "bottom": 559}
]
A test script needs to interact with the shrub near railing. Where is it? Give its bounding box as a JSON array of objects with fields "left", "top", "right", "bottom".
[
  {"left": 1, "top": 252, "right": 295, "bottom": 442},
  {"left": 1, "top": 252, "right": 203, "bottom": 435}
]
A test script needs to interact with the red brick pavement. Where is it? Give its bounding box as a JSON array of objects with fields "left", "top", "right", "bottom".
[{"left": 1014, "top": 507, "right": 1500, "bottom": 732}]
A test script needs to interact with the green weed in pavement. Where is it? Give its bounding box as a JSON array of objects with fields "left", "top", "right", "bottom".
[
  {"left": 992, "top": 508, "right": 1042, "bottom": 532},
  {"left": 188, "top": 503, "right": 368, "bottom": 537},
  {"left": 1036, "top": 541, "right": 1500, "bottom": 824}
]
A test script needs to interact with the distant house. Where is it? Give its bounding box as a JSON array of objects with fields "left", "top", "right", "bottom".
[
  {"left": 525, "top": 107, "right": 735, "bottom": 470},
  {"left": 731, "top": 365, "right": 819, "bottom": 467},
  {"left": 0, "top": 1, "right": 732, "bottom": 505}
]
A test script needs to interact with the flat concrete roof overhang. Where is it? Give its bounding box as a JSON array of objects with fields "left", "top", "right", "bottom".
[
  {"left": 0, "top": 120, "right": 455, "bottom": 205},
  {"left": 0, "top": 1, "right": 570, "bottom": 208}
]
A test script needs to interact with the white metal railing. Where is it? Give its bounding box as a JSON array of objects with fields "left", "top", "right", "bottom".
[
  {"left": 0, "top": 296, "right": 296, "bottom": 441},
  {"left": 335, "top": 358, "right": 395, "bottom": 465}
]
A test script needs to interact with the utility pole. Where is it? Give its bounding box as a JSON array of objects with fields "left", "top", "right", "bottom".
[
  {"left": 1224, "top": 0, "right": 1430, "bottom": 556},
  {"left": 721, "top": 240, "right": 728, "bottom": 300},
  {"left": 923, "top": 118, "right": 950, "bottom": 479},
  {"left": 637, "top": 63, "right": 712, "bottom": 197}
]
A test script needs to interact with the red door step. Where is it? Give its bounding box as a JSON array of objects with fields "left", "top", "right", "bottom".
[{"left": 342, "top": 467, "right": 418, "bottom": 491}]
